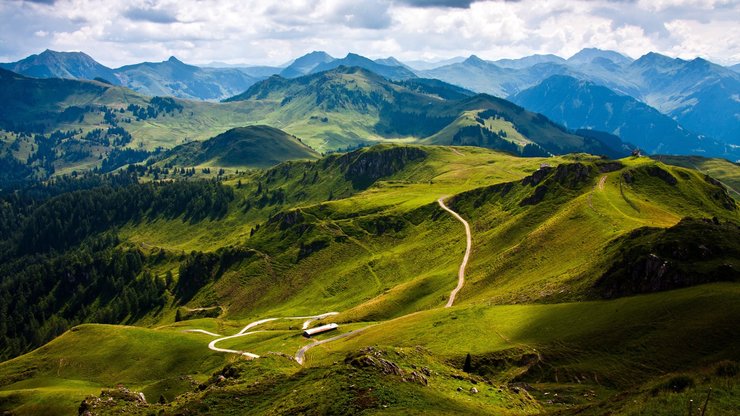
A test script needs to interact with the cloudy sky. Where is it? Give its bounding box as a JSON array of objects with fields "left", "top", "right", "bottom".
[{"left": 1, "top": 0, "right": 739, "bottom": 67}]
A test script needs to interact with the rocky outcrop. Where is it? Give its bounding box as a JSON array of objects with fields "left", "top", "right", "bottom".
[
  {"left": 552, "top": 162, "right": 593, "bottom": 188},
  {"left": 339, "top": 146, "right": 427, "bottom": 189},
  {"left": 267, "top": 209, "right": 305, "bottom": 230},
  {"left": 346, "top": 347, "right": 428, "bottom": 386},
  {"left": 595, "top": 218, "right": 740, "bottom": 298},
  {"left": 521, "top": 166, "right": 552, "bottom": 187},
  {"left": 645, "top": 165, "right": 677, "bottom": 185},
  {"left": 595, "top": 161, "right": 624, "bottom": 173},
  {"left": 703, "top": 175, "right": 737, "bottom": 210},
  {"left": 519, "top": 185, "right": 548, "bottom": 206},
  {"left": 79, "top": 387, "right": 147, "bottom": 415}
]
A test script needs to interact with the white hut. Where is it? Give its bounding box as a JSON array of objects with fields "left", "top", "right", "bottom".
[{"left": 303, "top": 323, "right": 338, "bottom": 337}]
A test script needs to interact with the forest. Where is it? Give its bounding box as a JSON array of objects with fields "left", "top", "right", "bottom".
[{"left": 0, "top": 171, "right": 236, "bottom": 360}]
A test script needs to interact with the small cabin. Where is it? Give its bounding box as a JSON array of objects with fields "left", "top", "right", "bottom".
[
  {"left": 539, "top": 163, "right": 551, "bottom": 169},
  {"left": 303, "top": 323, "right": 338, "bottom": 337}
]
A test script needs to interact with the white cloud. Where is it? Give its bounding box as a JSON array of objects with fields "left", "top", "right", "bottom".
[{"left": 0, "top": 0, "right": 738, "bottom": 66}]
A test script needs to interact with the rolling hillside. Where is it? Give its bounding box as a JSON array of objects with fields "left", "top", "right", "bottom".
[{"left": 0, "top": 144, "right": 737, "bottom": 414}]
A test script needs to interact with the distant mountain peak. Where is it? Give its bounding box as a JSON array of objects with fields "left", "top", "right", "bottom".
[
  {"left": 299, "top": 52, "right": 417, "bottom": 80},
  {"left": 38, "top": 49, "right": 94, "bottom": 60},
  {"left": 0, "top": 49, "right": 119, "bottom": 85},
  {"left": 636, "top": 51, "right": 673, "bottom": 63},
  {"left": 464, "top": 55, "right": 487, "bottom": 65},
  {"left": 688, "top": 57, "right": 711, "bottom": 67},
  {"left": 279, "top": 51, "right": 336, "bottom": 78},
  {"left": 568, "top": 48, "right": 632, "bottom": 66},
  {"left": 167, "top": 56, "right": 184, "bottom": 64},
  {"left": 306, "top": 51, "right": 332, "bottom": 58},
  {"left": 375, "top": 56, "right": 407, "bottom": 68}
]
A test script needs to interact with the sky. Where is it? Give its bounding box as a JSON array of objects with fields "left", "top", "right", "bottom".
[{"left": 1, "top": 0, "right": 739, "bottom": 67}]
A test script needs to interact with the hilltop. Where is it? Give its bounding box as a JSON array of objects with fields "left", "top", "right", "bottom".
[{"left": 159, "top": 125, "right": 320, "bottom": 168}]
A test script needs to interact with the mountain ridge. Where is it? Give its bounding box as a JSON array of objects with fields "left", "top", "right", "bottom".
[{"left": 511, "top": 74, "right": 739, "bottom": 159}]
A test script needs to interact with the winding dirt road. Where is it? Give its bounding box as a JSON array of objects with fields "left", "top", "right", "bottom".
[
  {"left": 437, "top": 197, "right": 472, "bottom": 308},
  {"left": 597, "top": 174, "right": 607, "bottom": 190},
  {"left": 188, "top": 312, "right": 339, "bottom": 359},
  {"left": 188, "top": 196, "right": 474, "bottom": 363}
]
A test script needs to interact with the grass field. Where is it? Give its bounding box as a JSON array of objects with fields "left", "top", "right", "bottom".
[{"left": 0, "top": 324, "right": 229, "bottom": 415}]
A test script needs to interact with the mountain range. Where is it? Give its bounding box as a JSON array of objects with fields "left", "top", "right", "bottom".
[
  {"left": 511, "top": 75, "right": 737, "bottom": 158},
  {"left": 3, "top": 48, "right": 739, "bottom": 151},
  {"left": 422, "top": 49, "right": 740, "bottom": 146},
  {"left": 0, "top": 50, "right": 261, "bottom": 101},
  {"left": 0, "top": 64, "right": 632, "bottom": 187},
  {"left": 225, "top": 66, "right": 622, "bottom": 157},
  {"left": 2, "top": 47, "right": 739, "bottom": 162}
]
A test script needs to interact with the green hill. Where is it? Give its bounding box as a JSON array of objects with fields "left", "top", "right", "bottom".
[
  {"left": 0, "top": 144, "right": 738, "bottom": 414},
  {"left": 159, "top": 125, "right": 320, "bottom": 168}
]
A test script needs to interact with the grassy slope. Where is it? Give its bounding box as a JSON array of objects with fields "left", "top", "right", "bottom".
[
  {"left": 6, "top": 284, "right": 734, "bottom": 415},
  {"left": 120, "top": 149, "right": 737, "bottom": 349},
  {"left": 446, "top": 156, "right": 738, "bottom": 305},
  {"left": 310, "top": 283, "right": 739, "bottom": 414},
  {"left": 120, "top": 146, "right": 562, "bottom": 252},
  {"left": 87, "top": 149, "right": 740, "bottom": 322},
  {"left": 655, "top": 155, "right": 740, "bottom": 199},
  {"left": 1, "top": 147, "right": 738, "bottom": 414},
  {"left": 0, "top": 324, "right": 227, "bottom": 415}
]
